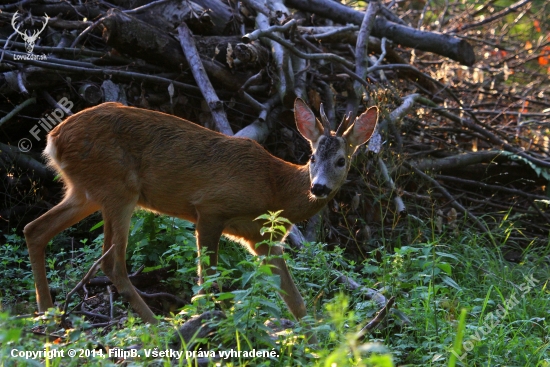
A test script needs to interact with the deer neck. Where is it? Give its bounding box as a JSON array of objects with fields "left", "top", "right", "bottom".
[{"left": 272, "top": 161, "right": 331, "bottom": 223}]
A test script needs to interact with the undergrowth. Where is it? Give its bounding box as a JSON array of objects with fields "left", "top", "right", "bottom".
[{"left": 0, "top": 210, "right": 549, "bottom": 366}]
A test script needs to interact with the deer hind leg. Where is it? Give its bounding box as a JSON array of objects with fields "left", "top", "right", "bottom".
[
  {"left": 24, "top": 190, "right": 100, "bottom": 312},
  {"left": 100, "top": 202, "right": 157, "bottom": 324}
]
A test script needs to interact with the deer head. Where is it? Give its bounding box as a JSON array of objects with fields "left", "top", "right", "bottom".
[{"left": 295, "top": 99, "right": 379, "bottom": 198}]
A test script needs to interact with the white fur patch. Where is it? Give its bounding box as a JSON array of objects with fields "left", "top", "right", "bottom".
[{"left": 43, "top": 136, "right": 66, "bottom": 170}]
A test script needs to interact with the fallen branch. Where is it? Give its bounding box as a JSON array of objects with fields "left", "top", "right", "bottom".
[
  {"left": 0, "top": 143, "right": 52, "bottom": 179},
  {"left": 358, "top": 296, "right": 395, "bottom": 339},
  {"left": 285, "top": 0, "right": 475, "bottom": 65},
  {"left": 2, "top": 52, "right": 201, "bottom": 94},
  {"left": 452, "top": 0, "right": 531, "bottom": 32},
  {"left": 410, "top": 151, "right": 504, "bottom": 172},
  {"left": 350, "top": 0, "right": 379, "bottom": 117},
  {"left": 178, "top": 23, "right": 233, "bottom": 135},
  {"left": 403, "top": 161, "right": 494, "bottom": 240},
  {"left": 418, "top": 97, "right": 550, "bottom": 169},
  {"left": 378, "top": 158, "right": 407, "bottom": 216},
  {"left": 0, "top": 97, "right": 36, "bottom": 128},
  {"left": 243, "top": 20, "right": 355, "bottom": 70},
  {"left": 62, "top": 246, "right": 114, "bottom": 317}
]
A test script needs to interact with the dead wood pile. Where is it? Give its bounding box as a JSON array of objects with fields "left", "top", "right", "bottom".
[{"left": 0, "top": 0, "right": 548, "bottom": 254}]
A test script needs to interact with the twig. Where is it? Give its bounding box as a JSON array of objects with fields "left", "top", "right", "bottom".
[
  {"left": 17, "top": 71, "right": 28, "bottom": 94},
  {"left": 242, "top": 20, "right": 296, "bottom": 42},
  {"left": 352, "top": 0, "right": 379, "bottom": 115},
  {"left": 410, "top": 151, "right": 504, "bottom": 172},
  {"left": 357, "top": 296, "right": 395, "bottom": 339},
  {"left": 0, "top": 0, "right": 33, "bottom": 10},
  {"left": 244, "top": 20, "right": 356, "bottom": 70},
  {"left": 134, "top": 287, "right": 187, "bottom": 306},
  {"left": 75, "top": 310, "right": 111, "bottom": 321},
  {"left": 88, "top": 320, "right": 119, "bottom": 329},
  {"left": 378, "top": 158, "right": 407, "bottom": 216},
  {"left": 253, "top": 13, "right": 290, "bottom": 102},
  {"left": 0, "top": 143, "right": 51, "bottom": 178},
  {"left": 177, "top": 23, "right": 233, "bottom": 136},
  {"left": 0, "top": 39, "right": 110, "bottom": 57},
  {"left": 435, "top": 175, "right": 549, "bottom": 201},
  {"left": 41, "top": 90, "right": 73, "bottom": 116},
  {"left": 417, "top": 97, "right": 550, "bottom": 169},
  {"left": 239, "top": 70, "right": 265, "bottom": 92},
  {"left": 451, "top": 0, "right": 531, "bottom": 32},
  {"left": 295, "top": 32, "right": 369, "bottom": 87},
  {"left": 403, "top": 161, "right": 494, "bottom": 241},
  {"left": 2, "top": 52, "right": 201, "bottom": 93},
  {"left": 369, "top": 37, "right": 388, "bottom": 69},
  {"left": 335, "top": 273, "right": 388, "bottom": 309},
  {"left": 440, "top": 176, "right": 550, "bottom": 224},
  {"left": 130, "top": 265, "right": 145, "bottom": 277},
  {"left": 0, "top": 97, "right": 36, "bottom": 128},
  {"left": 235, "top": 94, "right": 279, "bottom": 141},
  {"left": 303, "top": 25, "right": 359, "bottom": 40},
  {"left": 62, "top": 246, "right": 114, "bottom": 316},
  {"left": 124, "top": 0, "right": 170, "bottom": 14},
  {"left": 107, "top": 285, "right": 114, "bottom": 319},
  {"left": 377, "top": 93, "right": 421, "bottom": 134},
  {"left": 70, "top": 17, "right": 105, "bottom": 48}
]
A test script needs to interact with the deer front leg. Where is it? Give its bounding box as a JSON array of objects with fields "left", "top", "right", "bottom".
[
  {"left": 253, "top": 243, "right": 307, "bottom": 320},
  {"left": 195, "top": 217, "right": 224, "bottom": 291}
]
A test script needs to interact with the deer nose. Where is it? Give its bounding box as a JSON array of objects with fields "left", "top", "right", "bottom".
[{"left": 311, "top": 183, "right": 331, "bottom": 198}]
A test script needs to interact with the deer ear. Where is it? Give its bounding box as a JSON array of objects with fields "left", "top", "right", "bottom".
[
  {"left": 343, "top": 106, "right": 378, "bottom": 148},
  {"left": 295, "top": 98, "right": 324, "bottom": 143}
]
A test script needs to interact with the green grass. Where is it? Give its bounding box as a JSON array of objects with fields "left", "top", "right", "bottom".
[{"left": 0, "top": 211, "right": 549, "bottom": 366}]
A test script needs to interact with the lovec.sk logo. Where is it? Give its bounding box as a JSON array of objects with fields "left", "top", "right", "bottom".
[{"left": 11, "top": 11, "right": 49, "bottom": 60}]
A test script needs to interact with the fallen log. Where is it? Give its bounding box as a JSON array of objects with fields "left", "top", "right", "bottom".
[
  {"left": 100, "top": 9, "right": 255, "bottom": 91},
  {"left": 285, "top": 0, "right": 476, "bottom": 66}
]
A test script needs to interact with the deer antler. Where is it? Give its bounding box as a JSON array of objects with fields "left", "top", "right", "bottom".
[
  {"left": 319, "top": 103, "right": 331, "bottom": 136},
  {"left": 335, "top": 112, "right": 352, "bottom": 136}
]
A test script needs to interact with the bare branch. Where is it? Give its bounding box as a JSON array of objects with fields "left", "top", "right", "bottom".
[{"left": 177, "top": 23, "right": 233, "bottom": 135}]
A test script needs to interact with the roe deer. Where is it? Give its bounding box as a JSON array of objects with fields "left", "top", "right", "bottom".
[{"left": 24, "top": 99, "right": 378, "bottom": 324}]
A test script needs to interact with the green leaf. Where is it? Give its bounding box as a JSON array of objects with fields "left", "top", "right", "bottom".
[
  {"left": 435, "top": 252, "right": 460, "bottom": 261},
  {"left": 258, "top": 264, "right": 273, "bottom": 275},
  {"left": 501, "top": 151, "right": 550, "bottom": 181},
  {"left": 255, "top": 213, "right": 271, "bottom": 221},
  {"left": 216, "top": 292, "right": 235, "bottom": 301},
  {"left": 437, "top": 262, "right": 452, "bottom": 275},
  {"left": 259, "top": 299, "right": 281, "bottom": 317},
  {"left": 89, "top": 220, "right": 104, "bottom": 231},
  {"left": 441, "top": 275, "right": 461, "bottom": 291},
  {"left": 241, "top": 271, "right": 255, "bottom": 287},
  {"left": 0, "top": 328, "right": 21, "bottom": 343}
]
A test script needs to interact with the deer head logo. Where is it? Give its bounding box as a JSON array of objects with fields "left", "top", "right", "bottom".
[{"left": 11, "top": 11, "right": 49, "bottom": 54}]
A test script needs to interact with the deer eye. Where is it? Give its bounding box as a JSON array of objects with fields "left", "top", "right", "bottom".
[
  {"left": 337, "top": 157, "right": 346, "bottom": 167},
  {"left": 310, "top": 155, "right": 316, "bottom": 163}
]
